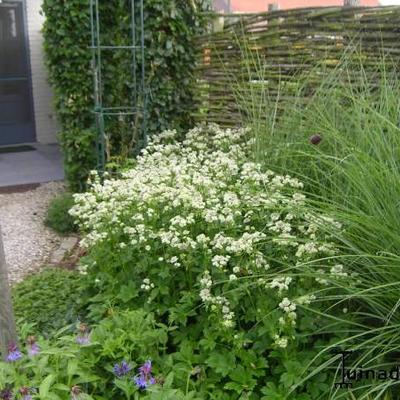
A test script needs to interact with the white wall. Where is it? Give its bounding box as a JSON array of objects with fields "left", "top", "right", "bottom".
[{"left": 26, "top": 0, "right": 58, "bottom": 144}]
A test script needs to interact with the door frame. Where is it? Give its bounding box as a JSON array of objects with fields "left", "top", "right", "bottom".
[{"left": 0, "top": 0, "right": 36, "bottom": 145}]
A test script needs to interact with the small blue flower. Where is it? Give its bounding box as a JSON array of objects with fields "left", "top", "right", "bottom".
[
  {"left": 6, "top": 342, "right": 22, "bottom": 362},
  {"left": 134, "top": 375, "right": 148, "bottom": 390},
  {"left": 113, "top": 361, "right": 132, "bottom": 378},
  {"left": 133, "top": 360, "right": 156, "bottom": 390}
]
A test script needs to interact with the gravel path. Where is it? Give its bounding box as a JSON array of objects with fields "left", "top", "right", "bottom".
[{"left": 0, "top": 182, "right": 65, "bottom": 284}]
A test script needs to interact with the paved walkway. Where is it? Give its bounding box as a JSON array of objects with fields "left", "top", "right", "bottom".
[{"left": 0, "top": 144, "right": 64, "bottom": 188}]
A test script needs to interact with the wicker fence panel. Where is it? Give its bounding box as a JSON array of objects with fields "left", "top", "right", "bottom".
[{"left": 193, "top": 6, "right": 400, "bottom": 125}]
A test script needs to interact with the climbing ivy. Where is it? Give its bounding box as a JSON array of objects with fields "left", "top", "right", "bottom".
[{"left": 42, "top": 0, "right": 209, "bottom": 191}]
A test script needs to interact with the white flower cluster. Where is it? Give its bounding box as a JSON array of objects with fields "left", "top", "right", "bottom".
[
  {"left": 70, "top": 124, "right": 343, "bottom": 333},
  {"left": 140, "top": 278, "right": 155, "bottom": 292},
  {"left": 200, "top": 271, "right": 235, "bottom": 327},
  {"left": 269, "top": 276, "right": 293, "bottom": 293},
  {"left": 274, "top": 335, "right": 288, "bottom": 349},
  {"left": 316, "top": 264, "right": 348, "bottom": 285},
  {"left": 279, "top": 297, "right": 297, "bottom": 314},
  {"left": 77, "top": 264, "right": 88, "bottom": 276}
]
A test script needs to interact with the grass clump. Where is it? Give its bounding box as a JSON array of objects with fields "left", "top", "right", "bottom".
[
  {"left": 237, "top": 48, "right": 400, "bottom": 398},
  {"left": 45, "top": 192, "right": 78, "bottom": 235}
]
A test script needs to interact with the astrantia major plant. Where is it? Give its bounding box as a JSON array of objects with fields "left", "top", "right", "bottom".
[{"left": 70, "top": 125, "right": 352, "bottom": 397}]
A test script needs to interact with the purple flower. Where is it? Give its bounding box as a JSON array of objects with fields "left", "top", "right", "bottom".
[
  {"left": 134, "top": 375, "right": 155, "bottom": 390},
  {"left": 19, "top": 387, "right": 34, "bottom": 400},
  {"left": 28, "top": 343, "right": 40, "bottom": 357},
  {"left": 76, "top": 334, "right": 90, "bottom": 345},
  {"left": 133, "top": 360, "right": 156, "bottom": 390},
  {"left": 0, "top": 389, "right": 12, "bottom": 400},
  {"left": 70, "top": 385, "right": 81, "bottom": 400},
  {"left": 139, "top": 360, "right": 152, "bottom": 376},
  {"left": 134, "top": 375, "right": 148, "bottom": 390},
  {"left": 27, "top": 336, "right": 40, "bottom": 357},
  {"left": 76, "top": 324, "right": 90, "bottom": 345},
  {"left": 113, "top": 361, "right": 132, "bottom": 378},
  {"left": 6, "top": 342, "right": 22, "bottom": 362}
]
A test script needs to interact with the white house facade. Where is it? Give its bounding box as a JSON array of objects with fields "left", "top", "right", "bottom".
[{"left": 0, "top": 0, "right": 58, "bottom": 146}]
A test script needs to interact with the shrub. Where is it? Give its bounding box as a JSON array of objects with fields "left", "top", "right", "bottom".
[
  {"left": 41, "top": 0, "right": 210, "bottom": 190},
  {"left": 12, "top": 269, "right": 90, "bottom": 337},
  {"left": 70, "top": 125, "right": 351, "bottom": 398},
  {"left": 45, "top": 193, "right": 78, "bottom": 235}
]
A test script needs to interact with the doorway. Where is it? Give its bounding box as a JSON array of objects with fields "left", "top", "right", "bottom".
[{"left": 0, "top": 1, "right": 35, "bottom": 146}]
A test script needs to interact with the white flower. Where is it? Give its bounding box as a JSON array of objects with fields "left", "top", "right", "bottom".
[
  {"left": 279, "top": 298, "right": 296, "bottom": 313},
  {"left": 274, "top": 335, "right": 288, "bottom": 349},
  {"left": 330, "top": 264, "right": 348, "bottom": 278},
  {"left": 140, "top": 278, "right": 155, "bottom": 291},
  {"left": 212, "top": 255, "right": 230, "bottom": 269},
  {"left": 70, "top": 124, "right": 342, "bottom": 334},
  {"left": 78, "top": 265, "right": 88, "bottom": 276},
  {"left": 269, "top": 276, "right": 292, "bottom": 292},
  {"left": 297, "top": 295, "right": 315, "bottom": 305}
]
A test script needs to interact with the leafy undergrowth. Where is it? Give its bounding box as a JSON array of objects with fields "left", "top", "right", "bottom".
[{"left": 12, "top": 268, "right": 91, "bottom": 338}]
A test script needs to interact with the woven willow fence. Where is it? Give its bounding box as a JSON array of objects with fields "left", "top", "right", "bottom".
[{"left": 193, "top": 6, "right": 400, "bottom": 125}]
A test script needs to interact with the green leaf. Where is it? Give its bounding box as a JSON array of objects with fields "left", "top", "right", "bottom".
[
  {"left": 39, "top": 374, "right": 55, "bottom": 398},
  {"left": 206, "top": 351, "right": 236, "bottom": 377}
]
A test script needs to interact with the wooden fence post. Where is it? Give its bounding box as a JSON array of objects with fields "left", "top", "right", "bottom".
[{"left": 0, "top": 223, "right": 17, "bottom": 359}]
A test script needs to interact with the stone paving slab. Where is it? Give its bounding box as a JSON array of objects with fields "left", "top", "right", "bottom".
[{"left": 0, "top": 144, "right": 64, "bottom": 188}]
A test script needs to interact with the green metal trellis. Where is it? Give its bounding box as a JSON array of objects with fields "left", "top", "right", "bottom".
[{"left": 90, "top": 0, "right": 146, "bottom": 173}]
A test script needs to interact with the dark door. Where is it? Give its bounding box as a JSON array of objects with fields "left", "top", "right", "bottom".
[{"left": 0, "top": 1, "right": 35, "bottom": 146}]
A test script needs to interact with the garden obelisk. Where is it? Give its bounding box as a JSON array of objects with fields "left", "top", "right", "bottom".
[{"left": 0, "top": 224, "right": 17, "bottom": 359}]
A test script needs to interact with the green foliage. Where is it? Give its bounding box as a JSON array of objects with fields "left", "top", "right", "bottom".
[
  {"left": 60, "top": 128, "right": 97, "bottom": 193},
  {"left": 240, "top": 50, "right": 400, "bottom": 399},
  {"left": 45, "top": 193, "right": 78, "bottom": 235},
  {"left": 41, "top": 0, "right": 209, "bottom": 190},
  {"left": 12, "top": 269, "right": 90, "bottom": 337},
  {"left": 69, "top": 125, "right": 350, "bottom": 398},
  {"left": 0, "top": 310, "right": 172, "bottom": 399}
]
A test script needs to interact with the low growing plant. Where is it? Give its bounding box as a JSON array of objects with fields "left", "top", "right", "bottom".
[
  {"left": 45, "top": 193, "right": 78, "bottom": 235},
  {"left": 0, "top": 310, "right": 178, "bottom": 399},
  {"left": 12, "top": 269, "right": 90, "bottom": 338}
]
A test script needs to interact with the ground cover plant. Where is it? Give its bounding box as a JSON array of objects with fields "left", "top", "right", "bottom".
[
  {"left": 0, "top": 310, "right": 174, "bottom": 399},
  {"left": 12, "top": 269, "right": 90, "bottom": 338}
]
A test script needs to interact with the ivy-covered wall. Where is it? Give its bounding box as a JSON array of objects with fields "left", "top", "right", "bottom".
[{"left": 42, "top": 0, "right": 209, "bottom": 191}]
